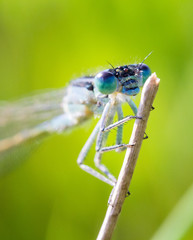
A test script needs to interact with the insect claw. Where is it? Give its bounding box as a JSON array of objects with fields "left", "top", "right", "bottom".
[
  {"left": 126, "top": 191, "right": 131, "bottom": 197},
  {"left": 136, "top": 116, "right": 144, "bottom": 121},
  {"left": 143, "top": 132, "right": 148, "bottom": 140},
  {"left": 127, "top": 143, "right": 136, "bottom": 147}
]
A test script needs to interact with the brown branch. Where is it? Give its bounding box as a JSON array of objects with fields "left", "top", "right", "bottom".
[{"left": 97, "top": 73, "right": 160, "bottom": 240}]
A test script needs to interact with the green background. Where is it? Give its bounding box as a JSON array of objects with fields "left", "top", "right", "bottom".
[{"left": 0, "top": 0, "right": 193, "bottom": 239}]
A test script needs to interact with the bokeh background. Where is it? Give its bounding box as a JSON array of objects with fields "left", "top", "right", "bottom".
[{"left": 0, "top": 0, "right": 193, "bottom": 239}]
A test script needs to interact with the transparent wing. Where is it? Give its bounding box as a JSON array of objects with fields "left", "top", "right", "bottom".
[
  {"left": 0, "top": 87, "right": 68, "bottom": 175},
  {"left": 0, "top": 76, "right": 97, "bottom": 140},
  {"left": 0, "top": 88, "right": 67, "bottom": 139},
  {"left": 0, "top": 77, "right": 97, "bottom": 175}
]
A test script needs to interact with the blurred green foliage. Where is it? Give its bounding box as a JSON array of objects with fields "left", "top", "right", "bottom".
[{"left": 0, "top": 0, "right": 193, "bottom": 239}]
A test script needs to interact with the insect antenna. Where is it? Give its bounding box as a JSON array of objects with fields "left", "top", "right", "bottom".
[
  {"left": 106, "top": 61, "right": 115, "bottom": 69},
  {"left": 140, "top": 51, "right": 153, "bottom": 66}
]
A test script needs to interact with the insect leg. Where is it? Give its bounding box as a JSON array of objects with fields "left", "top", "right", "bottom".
[
  {"left": 94, "top": 152, "right": 117, "bottom": 183},
  {"left": 77, "top": 120, "right": 115, "bottom": 187},
  {"left": 98, "top": 104, "right": 138, "bottom": 152},
  {"left": 95, "top": 101, "right": 112, "bottom": 151},
  {"left": 126, "top": 98, "right": 150, "bottom": 140},
  {"left": 115, "top": 105, "right": 126, "bottom": 152},
  {"left": 98, "top": 143, "right": 135, "bottom": 153},
  {"left": 116, "top": 105, "right": 123, "bottom": 145},
  {"left": 126, "top": 97, "right": 138, "bottom": 115},
  {"left": 101, "top": 98, "right": 140, "bottom": 133},
  {"left": 102, "top": 115, "right": 141, "bottom": 132},
  {"left": 94, "top": 105, "right": 117, "bottom": 183}
]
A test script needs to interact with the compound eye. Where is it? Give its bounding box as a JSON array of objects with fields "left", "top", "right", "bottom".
[
  {"left": 94, "top": 71, "right": 118, "bottom": 94},
  {"left": 139, "top": 64, "right": 151, "bottom": 85}
]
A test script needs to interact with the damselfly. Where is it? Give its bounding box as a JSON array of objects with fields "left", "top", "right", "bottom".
[{"left": 0, "top": 61, "right": 151, "bottom": 185}]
